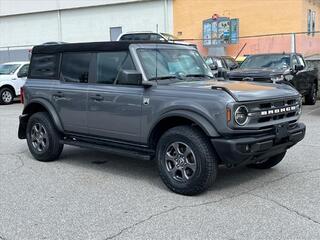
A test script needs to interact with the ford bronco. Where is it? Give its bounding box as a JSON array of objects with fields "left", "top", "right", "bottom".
[{"left": 18, "top": 42, "right": 306, "bottom": 195}]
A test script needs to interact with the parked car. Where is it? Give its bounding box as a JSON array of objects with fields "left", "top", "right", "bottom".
[
  {"left": 221, "top": 56, "right": 239, "bottom": 70},
  {"left": 0, "top": 61, "right": 29, "bottom": 104},
  {"left": 228, "top": 53, "right": 318, "bottom": 105},
  {"left": 205, "top": 56, "right": 229, "bottom": 78},
  {"left": 19, "top": 42, "right": 305, "bottom": 195}
]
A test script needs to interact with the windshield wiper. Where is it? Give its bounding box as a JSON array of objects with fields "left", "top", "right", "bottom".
[
  {"left": 185, "top": 74, "right": 213, "bottom": 79},
  {"left": 149, "top": 76, "right": 176, "bottom": 81}
]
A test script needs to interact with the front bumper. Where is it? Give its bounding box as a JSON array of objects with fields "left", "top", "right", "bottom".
[{"left": 211, "top": 122, "right": 306, "bottom": 167}]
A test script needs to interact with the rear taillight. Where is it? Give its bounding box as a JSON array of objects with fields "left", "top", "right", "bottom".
[{"left": 20, "top": 87, "right": 24, "bottom": 104}]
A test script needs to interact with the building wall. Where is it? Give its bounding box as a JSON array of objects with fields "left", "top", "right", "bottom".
[
  {"left": 173, "top": 0, "right": 320, "bottom": 56},
  {"left": 0, "top": 0, "right": 173, "bottom": 63}
]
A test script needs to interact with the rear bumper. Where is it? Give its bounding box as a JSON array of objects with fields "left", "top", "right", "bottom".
[{"left": 211, "top": 122, "right": 306, "bottom": 167}]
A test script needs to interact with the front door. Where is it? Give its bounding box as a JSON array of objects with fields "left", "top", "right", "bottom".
[{"left": 87, "top": 51, "right": 143, "bottom": 143}]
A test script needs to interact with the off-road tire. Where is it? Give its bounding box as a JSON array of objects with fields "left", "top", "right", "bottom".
[
  {"left": 305, "top": 83, "right": 317, "bottom": 105},
  {"left": 156, "top": 125, "right": 218, "bottom": 195},
  {"left": 26, "top": 112, "right": 63, "bottom": 162},
  {"left": 247, "top": 152, "right": 286, "bottom": 169},
  {"left": 0, "top": 87, "right": 14, "bottom": 105}
]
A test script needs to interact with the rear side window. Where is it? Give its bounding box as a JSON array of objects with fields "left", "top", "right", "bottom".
[
  {"left": 29, "top": 54, "right": 59, "bottom": 79},
  {"left": 96, "top": 51, "right": 135, "bottom": 84},
  {"left": 61, "top": 53, "right": 91, "bottom": 83}
]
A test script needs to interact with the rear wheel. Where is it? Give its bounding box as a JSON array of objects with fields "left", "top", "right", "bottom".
[
  {"left": 305, "top": 83, "right": 317, "bottom": 105},
  {"left": 247, "top": 152, "right": 286, "bottom": 169},
  {"left": 156, "top": 126, "right": 218, "bottom": 195},
  {"left": 0, "top": 88, "right": 14, "bottom": 105},
  {"left": 26, "top": 112, "right": 63, "bottom": 162}
]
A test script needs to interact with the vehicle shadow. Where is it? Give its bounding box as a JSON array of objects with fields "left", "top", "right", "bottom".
[{"left": 59, "top": 146, "right": 277, "bottom": 194}]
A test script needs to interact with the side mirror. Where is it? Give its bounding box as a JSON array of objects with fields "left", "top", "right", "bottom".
[
  {"left": 294, "top": 64, "right": 304, "bottom": 72},
  {"left": 117, "top": 70, "right": 142, "bottom": 85},
  {"left": 209, "top": 63, "right": 218, "bottom": 71}
]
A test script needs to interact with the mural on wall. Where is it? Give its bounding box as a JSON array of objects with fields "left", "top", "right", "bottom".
[{"left": 203, "top": 15, "right": 239, "bottom": 47}]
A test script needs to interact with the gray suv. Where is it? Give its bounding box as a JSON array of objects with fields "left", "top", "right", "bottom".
[{"left": 18, "top": 42, "right": 306, "bottom": 195}]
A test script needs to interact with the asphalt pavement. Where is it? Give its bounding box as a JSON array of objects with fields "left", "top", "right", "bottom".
[{"left": 1, "top": 102, "right": 320, "bottom": 240}]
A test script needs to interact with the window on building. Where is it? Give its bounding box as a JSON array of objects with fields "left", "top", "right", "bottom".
[
  {"left": 61, "top": 53, "right": 91, "bottom": 83},
  {"left": 307, "top": 9, "right": 316, "bottom": 36},
  {"left": 96, "top": 51, "right": 135, "bottom": 84},
  {"left": 110, "top": 27, "right": 122, "bottom": 41},
  {"left": 29, "top": 54, "right": 59, "bottom": 79}
]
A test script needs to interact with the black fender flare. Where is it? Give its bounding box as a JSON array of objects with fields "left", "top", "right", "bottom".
[
  {"left": 148, "top": 109, "right": 220, "bottom": 144},
  {"left": 19, "top": 98, "right": 63, "bottom": 139}
]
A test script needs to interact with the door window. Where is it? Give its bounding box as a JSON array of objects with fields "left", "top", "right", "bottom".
[
  {"left": 96, "top": 51, "right": 135, "bottom": 84},
  {"left": 292, "top": 55, "right": 299, "bottom": 67},
  {"left": 61, "top": 53, "right": 91, "bottom": 83},
  {"left": 297, "top": 55, "right": 306, "bottom": 68},
  {"left": 17, "top": 64, "right": 29, "bottom": 78}
]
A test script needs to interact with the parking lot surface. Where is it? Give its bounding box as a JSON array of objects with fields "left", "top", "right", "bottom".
[{"left": 1, "top": 102, "right": 320, "bottom": 240}]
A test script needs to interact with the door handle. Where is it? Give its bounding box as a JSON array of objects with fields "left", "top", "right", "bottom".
[
  {"left": 53, "top": 92, "right": 65, "bottom": 98},
  {"left": 90, "top": 95, "right": 104, "bottom": 102}
]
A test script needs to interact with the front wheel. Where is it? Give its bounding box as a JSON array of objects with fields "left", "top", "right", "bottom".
[
  {"left": 26, "top": 112, "right": 64, "bottom": 162},
  {"left": 156, "top": 126, "right": 218, "bottom": 195},
  {"left": 0, "top": 88, "right": 14, "bottom": 105},
  {"left": 247, "top": 152, "right": 286, "bottom": 169}
]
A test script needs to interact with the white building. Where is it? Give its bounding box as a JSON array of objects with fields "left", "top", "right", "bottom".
[{"left": 0, "top": 0, "right": 173, "bottom": 62}]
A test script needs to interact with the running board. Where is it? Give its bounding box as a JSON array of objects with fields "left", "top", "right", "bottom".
[{"left": 62, "top": 139, "right": 154, "bottom": 161}]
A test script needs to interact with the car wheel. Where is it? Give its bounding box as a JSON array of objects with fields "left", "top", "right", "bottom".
[
  {"left": 246, "top": 152, "right": 286, "bottom": 169},
  {"left": 26, "top": 112, "right": 64, "bottom": 162},
  {"left": 305, "top": 83, "right": 317, "bottom": 105},
  {"left": 0, "top": 88, "right": 14, "bottom": 105},
  {"left": 156, "top": 126, "right": 218, "bottom": 195}
]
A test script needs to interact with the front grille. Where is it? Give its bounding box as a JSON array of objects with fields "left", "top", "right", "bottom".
[{"left": 244, "top": 97, "right": 301, "bottom": 127}]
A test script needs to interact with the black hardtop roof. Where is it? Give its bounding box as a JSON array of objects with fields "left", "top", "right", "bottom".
[{"left": 32, "top": 41, "right": 187, "bottom": 54}]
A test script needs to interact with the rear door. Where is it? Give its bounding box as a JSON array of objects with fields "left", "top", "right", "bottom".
[
  {"left": 50, "top": 52, "right": 92, "bottom": 134},
  {"left": 87, "top": 51, "right": 143, "bottom": 143}
]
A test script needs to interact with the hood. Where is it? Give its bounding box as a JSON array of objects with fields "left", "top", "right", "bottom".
[
  {"left": 228, "top": 68, "right": 284, "bottom": 79},
  {"left": 169, "top": 80, "right": 299, "bottom": 102}
]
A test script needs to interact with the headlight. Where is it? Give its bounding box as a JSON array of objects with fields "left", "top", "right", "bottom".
[
  {"left": 271, "top": 75, "right": 284, "bottom": 82},
  {"left": 235, "top": 105, "right": 249, "bottom": 126}
]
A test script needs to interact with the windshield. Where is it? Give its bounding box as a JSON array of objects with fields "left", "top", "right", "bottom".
[
  {"left": 240, "top": 55, "right": 290, "bottom": 70},
  {"left": 137, "top": 48, "right": 213, "bottom": 80},
  {"left": 0, "top": 64, "right": 20, "bottom": 75}
]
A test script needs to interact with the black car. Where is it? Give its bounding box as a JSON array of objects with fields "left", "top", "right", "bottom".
[
  {"left": 205, "top": 56, "right": 229, "bottom": 78},
  {"left": 228, "top": 53, "right": 318, "bottom": 105}
]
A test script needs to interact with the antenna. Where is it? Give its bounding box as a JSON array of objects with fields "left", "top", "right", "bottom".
[{"left": 155, "top": 43, "right": 158, "bottom": 83}]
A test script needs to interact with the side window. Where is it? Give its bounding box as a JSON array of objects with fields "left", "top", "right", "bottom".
[
  {"left": 297, "top": 55, "right": 306, "bottom": 68},
  {"left": 205, "top": 57, "right": 213, "bottom": 65},
  {"left": 96, "top": 51, "right": 135, "bottom": 84},
  {"left": 292, "top": 56, "right": 299, "bottom": 67},
  {"left": 17, "top": 64, "right": 29, "bottom": 78},
  {"left": 29, "top": 54, "right": 59, "bottom": 79},
  {"left": 61, "top": 53, "right": 91, "bottom": 83}
]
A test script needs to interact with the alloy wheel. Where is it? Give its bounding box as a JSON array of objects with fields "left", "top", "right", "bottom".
[
  {"left": 31, "top": 123, "right": 49, "bottom": 153},
  {"left": 2, "top": 90, "right": 13, "bottom": 103},
  {"left": 165, "top": 142, "right": 197, "bottom": 182}
]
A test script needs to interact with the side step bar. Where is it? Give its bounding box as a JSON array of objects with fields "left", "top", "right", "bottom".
[{"left": 62, "top": 139, "right": 154, "bottom": 161}]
